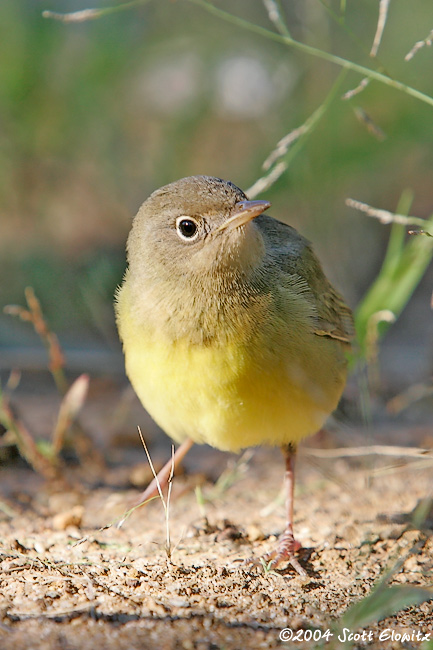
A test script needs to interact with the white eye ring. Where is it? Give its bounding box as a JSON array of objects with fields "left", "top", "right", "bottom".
[{"left": 176, "top": 216, "right": 200, "bottom": 241}]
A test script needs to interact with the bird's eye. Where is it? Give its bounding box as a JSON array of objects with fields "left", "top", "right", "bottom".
[{"left": 176, "top": 217, "right": 199, "bottom": 241}]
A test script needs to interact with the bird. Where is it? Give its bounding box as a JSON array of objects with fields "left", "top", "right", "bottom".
[{"left": 115, "top": 175, "right": 353, "bottom": 573}]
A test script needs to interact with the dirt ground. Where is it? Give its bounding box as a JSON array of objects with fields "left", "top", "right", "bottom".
[{"left": 0, "top": 381, "right": 432, "bottom": 650}]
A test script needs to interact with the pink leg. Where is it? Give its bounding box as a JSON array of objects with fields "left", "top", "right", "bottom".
[
  {"left": 263, "top": 443, "right": 306, "bottom": 574},
  {"left": 134, "top": 437, "right": 194, "bottom": 507}
]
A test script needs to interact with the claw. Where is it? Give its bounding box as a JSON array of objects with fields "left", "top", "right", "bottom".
[
  {"left": 242, "top": 528, "right": 307, "bottom": 575},
  {"left": 241, "top": 443, "right": 308, "bottom": 576},
  {"left": 266, "top": 529, "right": 306, "bottom": 574}
]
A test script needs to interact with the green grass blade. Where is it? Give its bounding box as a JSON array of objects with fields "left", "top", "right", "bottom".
[
  {"left": 380, "top": 190, "right": 413, "bottom": 277},
  {"left": 341, "top": 583, "right": 432, "bottom": 632},
  {"left": 355, "top": 201, "right": 433, "bottom": 354}
]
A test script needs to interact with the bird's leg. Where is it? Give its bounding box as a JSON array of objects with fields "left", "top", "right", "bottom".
[
  {"left": 263, "top": 443, "right": 306, "bottom": 575},
  {"left": 134, "top": 437, "right": 194, "bottom": 507}
]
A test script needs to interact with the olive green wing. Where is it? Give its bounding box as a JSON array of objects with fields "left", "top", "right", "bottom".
[
  {"left": 291, "top": 244, "right": 355, "bottom": 345},
  {"left": 258, "top": 215, "right": 355, "bottom": 345}
]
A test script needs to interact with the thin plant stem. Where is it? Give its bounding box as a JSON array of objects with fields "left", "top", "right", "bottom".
[
  {"left": 346, "top": 198, "right": 431, "bottom": 230},
  {"left": 371, "top": 0, "right": 391, "bottom": 57},
  {"left": 4, "top": 288, "right": 68, "bottom": 395},
  {"left": 304, "top": 445, "right": 433, "bottom": 459},
  {"left": 165, "top": 445, "right": 175, "bottom": 560},
  {"left": 405, "top": 29, "right": 433, "bottom": 62},
  {"left": 262, "top": 0, "right": 291, "bottom": 37},
  {"left": 247, "top": 69, "right": 347, "bottom": 197},
  {"left": 0, "top": 389, "right": 61, "bottom": 480},
  {"left": 137, "top": 427, "right": 174, "bottom": 561},
  {"left": 43, "top": 0, "right": 152, "bottom": 23},
  {"left": 317, "top": 0, "right": 389, "bottom": 69},
  {"left": 342, "top": 0, "right": 390, "bottom": 99},
  {"left": 187, "top": 0, "right": 433, "bottom": 109}
]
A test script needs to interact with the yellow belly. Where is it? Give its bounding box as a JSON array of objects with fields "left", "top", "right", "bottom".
[{"left": 118, "top": 290, "right": 346, "bottom": 452}]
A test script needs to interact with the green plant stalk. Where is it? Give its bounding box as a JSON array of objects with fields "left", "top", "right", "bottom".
[
  {"left": 276, "top": 70, "right": 348, "bottom": 161},
  {"left": 317, "top": 0, "right": 389, "bottom": 72},
  {"left": 248, "top": 69, "right": 348, "bottom": 197},
  {"left": 187, "top": 0, "right": 433, "bottom": 109},
  {"left": 355, "top": 201, "right": 433, "bottom": 354},
  {"left": 379, "top": 190, "right": 415, "bottom": 276},
  {"left": 43, "top": 0, "right": 433, "bottom": 108}
]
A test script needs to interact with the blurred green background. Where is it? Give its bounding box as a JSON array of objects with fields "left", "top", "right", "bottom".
[{"left": 1, "top": 0, "right": 433, "bottom": 390}]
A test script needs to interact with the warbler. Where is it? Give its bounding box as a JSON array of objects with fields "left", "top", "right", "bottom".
[{"left": 115, "top": 175, "right": 353, "bottom": 573}]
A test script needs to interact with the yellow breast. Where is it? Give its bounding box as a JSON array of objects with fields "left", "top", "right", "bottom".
[{"left": 116, "top": 283, "right": 346, "bottom": 452}]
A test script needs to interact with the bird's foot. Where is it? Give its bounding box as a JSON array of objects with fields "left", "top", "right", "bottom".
[
  {"left": 243, "top": 528, "right": 307, "bottom": 576},
  {"left": 263, "top": 530, "right": 306, "bottom": 575}
]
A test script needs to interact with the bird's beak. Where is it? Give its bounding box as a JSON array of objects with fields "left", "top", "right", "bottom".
[{"left": 217, "top": 200, "right": 271, "bottom": 232}]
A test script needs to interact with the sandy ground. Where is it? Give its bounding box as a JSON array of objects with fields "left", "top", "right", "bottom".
[{"left": 0, "top": 381, "right": 432, "bottom": 650}]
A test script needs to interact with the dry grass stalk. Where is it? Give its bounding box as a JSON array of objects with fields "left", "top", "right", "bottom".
[
  {"left": 371, "top": 0, "right": 391, "bottom": 57},
  {"left": 0, "top": 393, "right": 61, "bottom": 481},
  {"left": 346, "top": 198, "right": 429, "bottom": 229},
  {"left": 137, "top": 427, "right": 175, "bottom": 561},
  {"left": 246, "top": 90, "right": 335, "bottom": 199},
  {"left": 42, "top": 9, "right": 102, "bottom": 22},
  {"left": 262, "top": 126, "right": 307, "bottom": 171},
  {"left": 262, "top": 0, "right": 290, "bottom": 37},
  {"left": 353, "top": 107, "right": 386, "bottom": 140},
  {"left": 247, "top": 162, "right": 287, "bottom": 199},
  {"left": 305, "top": 445, "right": 433, "bottom": 459},
  {"left": 52, "top": 374, "right": 90, "bottom": 455},
  {"left": 42, "top": 1, "right": 152, "bottom": 24},
  {"left": 2, "top": 288, "right": 99, "bottom": 476},
  {"left": 209, "top": 449, "right": 254, "bottom": 500},
  {"left": 405, "top": 29, "right": 433, "bottom": 61},
  {"left": 387, "top": 383, "right": 433, "bottom": 414},
  {"left": 365, "top": 309, "right": 396, "bottom": 391},
  {"left": 342, "top": 77, "right": 370, "bottom": 100},
  {"left": 342, "top": 0, "right": 390, "bottom": 100},
  {"left": 4, "top": 287, "right": 68, "bottom": 394}
]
